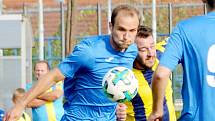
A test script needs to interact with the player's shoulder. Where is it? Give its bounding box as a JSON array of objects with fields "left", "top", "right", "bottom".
[
  {"left": 80, "top": 35, "right": 110, "bottom": 46},
  {"left": 177, "top": 14, "right": 206, "bottom": 28}
]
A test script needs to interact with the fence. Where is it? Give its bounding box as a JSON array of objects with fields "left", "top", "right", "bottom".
[{"left": 2, "top": 2, "right": 207, "bottom": 111}]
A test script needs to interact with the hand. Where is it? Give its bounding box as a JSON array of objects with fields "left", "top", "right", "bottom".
[
  {"left": 3, "top": 103, "right": 25, "bottom": 121},
  {"left": 148, "top": 112, "right": 163, "bottom": 121},
  {"left": 116, "top": 103, "right": 127, "bottom": 121}
]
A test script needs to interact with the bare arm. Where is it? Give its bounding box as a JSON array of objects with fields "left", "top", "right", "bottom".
[
  {"left": 27, "top": 99, "right": 46, "bottom": 108},
  {"left": 24, "top": 68, "right": 64, "bottom": 106},
  {"left": 37, "top": 89, "right": 63, "bottom": 101},
  {"left": 3, "top": 68, "right": 65, "bottom": 121},
  {"left": 148, "top": 65, "right": 171, "bottom": 121},
  {"left": 27, "top": 89, "right": 63, "bottom": 107}
]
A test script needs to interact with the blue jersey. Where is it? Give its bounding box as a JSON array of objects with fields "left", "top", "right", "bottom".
[
  {"left": 58, "top": 35, "right": 137, "bottom": 120},
  {"left": 160, "top": 11, "right": 215, "bottom": 121}
]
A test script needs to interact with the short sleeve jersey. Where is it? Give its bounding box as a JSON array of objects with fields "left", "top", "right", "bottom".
[
  {"left": 159, "top": 12, "right": 215, "bottom": 121},
  {"left": 58, "top": 35, "right": 138, "bottom": 120},
  {"left": 125, "top": 40, "right": 176, "bottom": 121},
  {"left": 31, "top": 82, "right": 64, "bottom": 121}
]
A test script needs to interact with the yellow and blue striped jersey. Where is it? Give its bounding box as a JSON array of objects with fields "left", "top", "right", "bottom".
[
  {"left": 125, "top": 40, "right": 176, "bottom": 121},
  {"left": 17, "top": 112, "right": 31, "bottom": 121},
  {"left": 32, "top": 81, "right": 64, "bottom": 121}
]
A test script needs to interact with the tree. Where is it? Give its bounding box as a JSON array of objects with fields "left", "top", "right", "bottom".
[{"left": 65, "top": 0, "right": 77, "bottom": 55}]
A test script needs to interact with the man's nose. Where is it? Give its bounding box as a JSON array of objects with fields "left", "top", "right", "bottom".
[
  {"left": 123, "top": 32, "right": 130, "bottom": 40},
  {"left": 147, "top": 48, "right": 154, "bottom": 56}
]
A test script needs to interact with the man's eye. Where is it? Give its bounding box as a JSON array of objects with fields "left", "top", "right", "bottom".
[
  {"left": 140, "top": 49, "right": 147, "bottom": 52},
  {"left": 130, "top": 29, "right": 136, "bottom": 32}
]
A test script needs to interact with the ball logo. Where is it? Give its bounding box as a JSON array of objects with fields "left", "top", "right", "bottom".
[{"left": 111, "top": 69, "right": 131, "bottom": 85}]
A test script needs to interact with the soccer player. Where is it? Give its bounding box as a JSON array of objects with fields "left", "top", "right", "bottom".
[
  {"left": 3, "top": 4, "right": 140, "bottom": 121},
  {"left": 148, "top": 0, "right": 215, "bottom": 121},
  {"left": 27, "top": 61, "right": 64, "bottom": 121},
  {"left": 12, "top": 88, "right": 31, "bottom": 121},
  {"left": 116, "top": 26, "right": 176, "bottom": 121}
]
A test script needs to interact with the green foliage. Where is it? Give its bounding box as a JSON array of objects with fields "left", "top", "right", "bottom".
[
  {"left": 3, "top": 49, "right": 20, "bottom": 56},
  {"left": 32, "top": 39, "right": 62, "bottom": 69},
  {"left": 3, "top": 49, "right": 14, "bottom": 55},
  {"left": 80, "top": 9, "right": 96, "bottom": 15},
  {"left": 51, "top": 40, "right": 62, "bottom": 57},
  {"left": 32, "top": 41, "right": 39, "bottom": 58}
]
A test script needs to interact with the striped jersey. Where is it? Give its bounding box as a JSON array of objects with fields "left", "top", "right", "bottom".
[
  {"left": 32, "top": 81, "right": 64, "bottom": 121},
  {"left": 17, "top": 112, "right": 31, "bottom": 121},
  {"left": 125, "top": 40, "right": 176, "bottom": 121}
]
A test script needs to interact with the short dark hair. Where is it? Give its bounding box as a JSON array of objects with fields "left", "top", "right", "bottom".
[
  {"left": 34, "top": 60, "right": 51, "bottom": 71},
  {"left": 207, "top": 0, "right": 215, "bottom": 9},
  {"left": 136, "top": 25, "right": 153, "bottom": 38},
  {"left": 111, "top": 4, "right": 140, "bottom": 26}
]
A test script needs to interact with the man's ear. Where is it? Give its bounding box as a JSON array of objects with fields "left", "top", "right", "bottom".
[{"left": 109, "top": 22, "right": 113, "bottom": 32}]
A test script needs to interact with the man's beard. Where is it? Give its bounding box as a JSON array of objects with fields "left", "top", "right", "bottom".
[
  {"left": 112, "top": 36, "right": 131, "bottom": 50},
  {"left": 134, "top": 56, "right": 153, "bottom": 70}
]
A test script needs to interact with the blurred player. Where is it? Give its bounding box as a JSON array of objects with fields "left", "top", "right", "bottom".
[
  {"left": 149, "top": 0, "right": 215, "bottom": 120},
  {"left": 27, "top": 61, "right": 64, "bottom": 121},
  {"left": 12, "top": 88, "right": 31, "bottom": 121}
]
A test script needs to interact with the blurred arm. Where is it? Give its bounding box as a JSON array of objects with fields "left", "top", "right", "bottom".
[
  {"left": 148, "top": 65, "right": 171, "bottom": 121},
  {"left": 3, "top": 68, "right": 65, "bottom": 121},
  {"left": 37, "top": 89, "right": 63, "bottom": 101},
  {"left": 27, "top": 99, "right": 46, "bottom": 108},
  {"left": 23, "top": 68, "right": 64, "bottom": 106}
]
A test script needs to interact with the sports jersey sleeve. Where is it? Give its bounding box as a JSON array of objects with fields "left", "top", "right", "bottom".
[
  {"left": 58, "top": 41, "right": 93, "bottom": 78},
  {"left": 159, "top": 23, "right": 184, "bottom": 71}
]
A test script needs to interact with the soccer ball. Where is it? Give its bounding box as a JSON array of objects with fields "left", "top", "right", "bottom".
[{"left": 102, "top": 66, "right": 138, "bottom": 102}]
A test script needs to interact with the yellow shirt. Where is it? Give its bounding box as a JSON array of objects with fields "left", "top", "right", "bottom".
[
  {"left": 17, "top": 112, "right": 31, "bottom": 121},
  {"left": 125, "top": 40, "right": 176, "bottom": 121}
]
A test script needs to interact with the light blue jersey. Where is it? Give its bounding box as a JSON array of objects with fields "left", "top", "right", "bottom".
[
  {"left": 159, "top": 12, "right": 215, "bottom": 121},
  {"left": 29, "top": 82, "right": 64, "bottom": 121},
  {"left": 58, "top": 35, "right": 137, "bottom": 121}
]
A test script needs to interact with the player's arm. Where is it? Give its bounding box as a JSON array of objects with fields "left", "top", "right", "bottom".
[
  {"left": 37, "top": 89, "right": 63, "bottom": 101},
  {"left": 27, "top": 89, "right": 63, "bottom": 107},
  {"left": 148, "top": 65, "right": 171, "bottom": 121},
  {"left": 3, "top": 68, "right": 65, "bottom": 121},
  {"left": 26, "top": 98, "right": 46, "bottom": 108}
]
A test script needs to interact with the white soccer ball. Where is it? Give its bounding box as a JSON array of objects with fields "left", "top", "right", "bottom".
[{"left": 102, "top": 66, "right": 138, "bottom": 102}]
